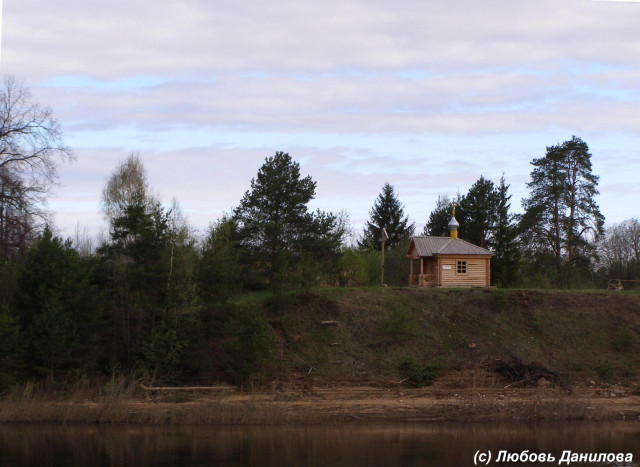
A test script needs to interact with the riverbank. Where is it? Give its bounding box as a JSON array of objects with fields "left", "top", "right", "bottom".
[
  {"left": 1, "top": 371, "right": 639, "bottom": 425},
  {"left": 2, "top": 288, "right": 640, "bottom": 425},
  {"left": 236, "top": 288, "right": 640, "bottom": 390}
]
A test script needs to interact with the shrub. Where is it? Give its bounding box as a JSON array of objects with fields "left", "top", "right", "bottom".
[
  {"left": 595, "top": 358, "right": 613, "bottom": 383},
  {"left": 612, "top": 326, "right": 635, "bottom": 352},
  {"left": 491, "top": 289, "right": 507, "bottom": 312},
  {"left": 399, "top": 357, "right": 439, "bottom": 387},
  {"left": 378, "top": 308, "right": 418, "bottom": 338},
  {"left": 224, "top": 305, "right": 276, "bottom": 386},
  {"left": 139, "top": 317, "right": 185, "bottom": 384}
]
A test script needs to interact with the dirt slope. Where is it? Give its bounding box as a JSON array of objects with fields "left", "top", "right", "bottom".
[{"left": 259, "top": 288, "right": 640, "bottom": 391}]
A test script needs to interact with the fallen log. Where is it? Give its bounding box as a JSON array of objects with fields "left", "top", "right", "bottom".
[{"left": 141, "top": 385, "right": 235, "bottom": 392}]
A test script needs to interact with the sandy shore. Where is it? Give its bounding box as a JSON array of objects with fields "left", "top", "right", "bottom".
[{"left": 1, "top": 381, "right": 639, "bottom": 425}]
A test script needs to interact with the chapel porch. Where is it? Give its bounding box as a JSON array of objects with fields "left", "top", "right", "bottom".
[{"left": 408, "top": 257, "right": 437, "bottom": 287}]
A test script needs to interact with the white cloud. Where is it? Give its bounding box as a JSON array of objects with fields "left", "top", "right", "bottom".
[
  {"left": 30, "top": 66, "right": 640, "bottom": 138},
  {"left": 4, "top": 0, "right": 640, "bottom": 78},
  {"left": 3, "top": 0, "right": 640, "bottom": 238}
]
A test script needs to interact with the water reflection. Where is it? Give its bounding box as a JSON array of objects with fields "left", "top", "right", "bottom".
[{"left": 0, "top": 422, "right": 639, "bottom": 466}]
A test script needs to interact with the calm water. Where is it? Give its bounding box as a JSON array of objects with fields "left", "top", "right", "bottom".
[{"left": 0, "top": 422, "right": 639, "bottom": 466}]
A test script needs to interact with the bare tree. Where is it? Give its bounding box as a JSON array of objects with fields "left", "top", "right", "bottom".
[
  {"left": 0, "top": 168, "right": 38, "bottom": 257},
  {"left": 0, "top": 77, "right": 72, "bottom": 259},
  {"left": 598, "top": 218, "right": 640, "bottom": 280},
  {"left": 73, "top": 222, "right": 95, "bottom": 257}
]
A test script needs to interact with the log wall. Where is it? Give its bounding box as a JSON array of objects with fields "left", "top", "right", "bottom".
[{"left": 437, "top": 255, "right": 490, "bottom": 287}]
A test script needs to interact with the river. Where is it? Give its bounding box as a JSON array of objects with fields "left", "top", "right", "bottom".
[{"left": 0, "top": 421, "right": 639, "bottom": 466}]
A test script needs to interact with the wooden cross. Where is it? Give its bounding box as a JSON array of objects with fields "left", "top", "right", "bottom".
[{"left": 379, "top": 227, "right": 389, "bottom": 286}]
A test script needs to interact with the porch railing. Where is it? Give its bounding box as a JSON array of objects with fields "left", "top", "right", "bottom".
[{"left": 409, "top": 274, "right": 435, "bottom": 287}]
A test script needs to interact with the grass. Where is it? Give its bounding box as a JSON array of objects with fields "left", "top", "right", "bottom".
[
  {"left": 250, "top": 287, "right": 640, "bottom": 387},
  {"left": 595, "top": 359, "right": 613, "bottom": 383},
  {"left": 0, "top": 375, "right": 141, "bottom": 424}
]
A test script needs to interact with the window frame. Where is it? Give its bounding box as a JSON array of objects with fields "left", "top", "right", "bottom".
[{"left": 456, "top": 260, "right": 467, "bottom": 274}]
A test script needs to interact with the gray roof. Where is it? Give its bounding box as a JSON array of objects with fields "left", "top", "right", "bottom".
[{"left": 407, "top": 236, "right": 492, "bottom": 257}]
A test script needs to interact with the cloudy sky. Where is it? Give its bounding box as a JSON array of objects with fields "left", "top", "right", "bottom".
[{"left": 2, "top": 0, "right": 639, "bottom": 240}]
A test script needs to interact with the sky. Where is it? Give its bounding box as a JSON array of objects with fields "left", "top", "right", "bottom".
[{"left": 1, "top": 0, "right": 640, "bottom": 242}]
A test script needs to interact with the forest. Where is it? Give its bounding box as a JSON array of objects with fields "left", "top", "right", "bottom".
[{"left": 1, "top": 80, "right": 639, "bottom": 389}]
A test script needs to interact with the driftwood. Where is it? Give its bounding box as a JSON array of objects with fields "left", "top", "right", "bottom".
[
  {"left": 389, "top": 377, "right": 410, "bottom": 385},
  {"left": 503, "top": 375, "right": 547, "bottom": 389},
  {"left": 141, "top": 385, "right": 235, "bottom": 392}
]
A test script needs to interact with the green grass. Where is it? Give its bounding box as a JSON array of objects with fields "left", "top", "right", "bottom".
[{"left": 236, "top": 287, "right": 640, "bottom": 386}]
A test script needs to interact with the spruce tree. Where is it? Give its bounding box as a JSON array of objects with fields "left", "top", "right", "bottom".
[
  {"left": 360, "top": 183, "right": 415, "bottom": 250},
  {"left": 491, "top": 175, "right": 521, "bottom": 287},
  {"left": 424, "top": 194, "right": 464, "bottom": 237},
  {"left": 459, "top": 176, "right": 499, "bottom": 248},
  {"left": 15, "top": 227, "right": 103, "bottom": 375},
  {"left": 199, "top": 216, "right": 246, "bottom": 302}
]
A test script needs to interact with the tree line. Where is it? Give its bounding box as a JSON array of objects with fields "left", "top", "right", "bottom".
[
  {"left": 360, "top": 136, "right": 634, "bottom": 290},
  {"left": 0, "top": 80, "right": 637, "bottom": 388}
]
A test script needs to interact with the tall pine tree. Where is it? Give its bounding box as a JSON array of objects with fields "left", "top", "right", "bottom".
[
  {"left": 234, "top": 151, "right": 345, "bottom": 288},
  {"left": 520, "top": 136, "right": 604, "bottom": 285}
]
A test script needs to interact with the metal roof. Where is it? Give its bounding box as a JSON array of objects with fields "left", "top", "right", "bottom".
[{"left": 407, "top": 236, "right": 492, "bottom": 258}]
